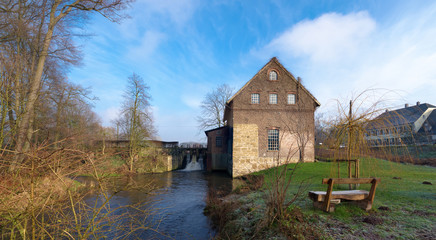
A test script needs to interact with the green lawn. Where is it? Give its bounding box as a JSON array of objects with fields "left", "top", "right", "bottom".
[{"left": 240, "top": 159, "right": 436, "bottom": 239}]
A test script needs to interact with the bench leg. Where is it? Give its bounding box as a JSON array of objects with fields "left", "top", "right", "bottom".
[
  {"left": 351, "top": 200, "right": 372, "bottom": 211},
  {"left": 313, "top": 201, "right": 335, "bottom": 212}
]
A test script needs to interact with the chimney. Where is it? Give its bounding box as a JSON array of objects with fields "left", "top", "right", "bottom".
[
  {"left": 416, "top": 101, "right": 420, "bottom": 106},
  {"left": 405, "top": 103, "right": 409, "bottom": 108}
]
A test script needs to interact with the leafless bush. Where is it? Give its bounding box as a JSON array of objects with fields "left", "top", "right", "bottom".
[
  {"left": 204, "top": 188, "right": 239, "bottom": 232},
  {"left": 0, "top": 140, "right": 159, "bottom": 239}
]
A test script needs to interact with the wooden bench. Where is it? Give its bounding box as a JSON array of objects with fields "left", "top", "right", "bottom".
[{"left": 308, "top": 178, "right": 381, "bottom": 212}]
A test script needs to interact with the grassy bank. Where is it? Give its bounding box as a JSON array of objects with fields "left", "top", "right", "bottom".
[{"left": 209, "top": 159, "right": 436, "bottom": 239}]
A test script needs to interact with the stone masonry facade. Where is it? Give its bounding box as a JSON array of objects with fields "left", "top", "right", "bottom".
[{"left": 206, "top": 57, "right": 320, "bottom": 177}]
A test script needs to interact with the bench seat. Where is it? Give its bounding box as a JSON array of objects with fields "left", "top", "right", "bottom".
[{"left": 308, "top": 190, "right": 369, "bottom": 202}]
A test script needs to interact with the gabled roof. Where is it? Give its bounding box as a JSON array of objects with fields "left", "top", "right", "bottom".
[
  {"left": 226, "top": 57, "right": 320, "bottom": 106},
  {"left": 370, "top": 103, "right": 436, "bottom": 127}
]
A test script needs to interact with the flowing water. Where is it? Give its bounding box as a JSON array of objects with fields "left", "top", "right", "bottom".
[{"left": 77, "top": 157, "right": 232, "bottom": 239}]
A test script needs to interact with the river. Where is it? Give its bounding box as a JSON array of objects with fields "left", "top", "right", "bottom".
[{"left": 76, "top": 169, "right": 232, "bottom": 239}]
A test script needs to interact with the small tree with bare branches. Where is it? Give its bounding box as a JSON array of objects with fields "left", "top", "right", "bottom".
[
  {"left": 197, "top": 84, "right": 234, "bottom": 130},
  {"left": 117, "top": 73, "right": 155, "bottom": 172}
]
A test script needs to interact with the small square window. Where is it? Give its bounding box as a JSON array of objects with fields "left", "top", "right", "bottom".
[
  {"left": 268, "top": 129, "right": 279, "bottom": 151},
  {"left": 251, "top": 93, "right": 260, "bottom": 104},
  {"left": 287, "top": 94, "right": 296, "bottom": 105},
  {"left": 216, "top": 136, "right": 223, "bottom": 147},
  {"left": 269, "top": 94, "right": 277, "bottom": 104}
]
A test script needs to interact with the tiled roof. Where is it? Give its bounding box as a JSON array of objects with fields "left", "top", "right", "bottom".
[{"left": 369, "top": 103, "right": 436, "bottom": 128}]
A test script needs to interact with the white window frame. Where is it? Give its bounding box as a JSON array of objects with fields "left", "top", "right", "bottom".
[
  {"left": 269, "top": 93, "right": 277, "bottom": 104},
  {"left": 269, "top": 70, "right": 278, "bottom": 81},
  {"left": 251, "top": 93, "right": 260, "bottom": 104},
  {"left": 287, "top": 93, "right": 296, "bottom": 105},
  {"left": 268, "top": 129, "right": 279, "bottom": 151}
]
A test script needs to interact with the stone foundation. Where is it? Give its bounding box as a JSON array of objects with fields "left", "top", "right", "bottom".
[{"left": 231, "top": 123, "right": 314, "bottom": 178}]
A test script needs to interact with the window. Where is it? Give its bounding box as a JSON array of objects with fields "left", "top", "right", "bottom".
[
  {"left": 269, "top": 70, "right": 277, "bottom": 81},
  {"left": 268, "top": 129, "right": 279, "bottom": 151},
  {"left": 216, "top": 136, "right": 223, "bottom": 147},
  {"left": 251, "top": 93, "right": 260, "bottom": 104},
  {"left": 287, "top": 93, "right": 296, "bottom": 105},
  {"left": 269, "top": 93, "right": 277, "bottom": 104}
]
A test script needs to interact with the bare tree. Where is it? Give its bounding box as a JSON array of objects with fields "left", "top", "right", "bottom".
[
  {"left": 117, "top": 73, "right": 154, "bottom": 172},
  {"left": 5, "top": 0, "right": 131, "bottom": 170},
  {"left": 197, "top": 84, "right": 234, "bottom": 130}
]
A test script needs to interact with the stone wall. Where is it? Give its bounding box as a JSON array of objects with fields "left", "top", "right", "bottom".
[
  {"left": 231, "top": 123, "right": 315, "bottom": 178},
  {"left": 169, "top": 154, "right": 184, "bottom": 170},
  {"left": 232, "top": 124, "right": 259, "bottom": 177}
]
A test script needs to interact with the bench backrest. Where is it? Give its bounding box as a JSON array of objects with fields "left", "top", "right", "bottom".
[{"left": 322, "top": 178, "right": 380, "bottom": 185}]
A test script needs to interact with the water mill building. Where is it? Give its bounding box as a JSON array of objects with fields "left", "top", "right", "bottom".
[{"left": 205, "top": 57, "right": 320, "bottom": 177}]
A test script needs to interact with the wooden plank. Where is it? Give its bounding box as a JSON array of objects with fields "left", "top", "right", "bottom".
[
  {"left": 309, "top": 190, "right": 369, "bottom": 201},
  {"left": 322, "top": 178, "right": 379, "bottom": 185}
]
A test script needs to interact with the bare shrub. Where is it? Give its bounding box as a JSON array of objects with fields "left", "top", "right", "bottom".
[
  {"left": 0, "top": 140, "right": 159, "bottom": 239},
  {"left": 204, "top": 188, "right": 239, "bottom": 232},
  {"left": 279, "top": 206, "right": 324, "bottom": 240}
]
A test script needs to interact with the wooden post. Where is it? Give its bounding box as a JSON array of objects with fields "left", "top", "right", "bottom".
[
  {"left": 356, "top": 159, "right": 360, "bottom": 178},
  {"left": 324, "top": 178, "right": 335, "bottom": 212}
]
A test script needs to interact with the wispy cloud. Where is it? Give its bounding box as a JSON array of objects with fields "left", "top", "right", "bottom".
[
  {"left": 181, "top": 94, "right": 202, "bottom": 109},
  {"left": 100, "top": 107, "right": 121, "bottom": 126},
  {"left": 126, "top": 31, "right": 166, "bottom": 61},
  {"left": 254, "top": 11, "right": 376, "bottom": 63},
  {"left": 69, "top": 1, "right": 436, "bottom": 142},
  {"left": 252, "top": 7, "right": 436, "bottom": 110}
]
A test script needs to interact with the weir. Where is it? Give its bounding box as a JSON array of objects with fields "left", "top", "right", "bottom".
[
  {"left": 180, "top": 153, "right": 204, "bottom": 171},
  {"left": 97, "top": 140, "right": 207, "bottom": 171}
]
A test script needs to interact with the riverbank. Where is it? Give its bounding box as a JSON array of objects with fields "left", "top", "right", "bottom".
[
  {"left": 0, "top": 147, "right": 171, "bottom": 239},
  {"left": 207, "top": 159, "right": 436, "bottom": 239}
]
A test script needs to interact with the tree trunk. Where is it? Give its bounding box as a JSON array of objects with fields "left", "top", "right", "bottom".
[{"left": 10, "top": 8, "right": 57, "bottom": 170}]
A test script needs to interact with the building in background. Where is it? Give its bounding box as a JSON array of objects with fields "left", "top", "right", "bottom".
[{"left": 366, "top": 102, "right": 436, "bottom": 146}]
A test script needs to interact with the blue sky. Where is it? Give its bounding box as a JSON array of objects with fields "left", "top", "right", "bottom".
[{"left": 69, "top": 0, "right": 436, "bottom": 143}]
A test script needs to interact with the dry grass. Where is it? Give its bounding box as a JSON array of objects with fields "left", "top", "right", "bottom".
[{"left": 0, "top": 142, "right": 159, "bottom": 239}]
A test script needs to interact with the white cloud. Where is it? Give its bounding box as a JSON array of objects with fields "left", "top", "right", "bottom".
[
  {"left": 126, "top": 31, "right": 166, "bottom": 61},
  {"left": 253, "top": 7, "right": 436, "bottom": 112},
  {"left": 181, "top": 94, "right": 202, "bottom": 109},
  {"left": 259, "top": 11, "right": 376, "bottom": 63},
  {"left": 139, "top": 0, "right": 198, "bottom": 25},
  {"left": 100, "top": 107, "right": 121, "bottom": 126}
]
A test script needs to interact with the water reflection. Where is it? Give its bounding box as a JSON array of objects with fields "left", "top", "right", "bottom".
[{"left": 77, "top": 171, "right": 232, "bottom": 239}]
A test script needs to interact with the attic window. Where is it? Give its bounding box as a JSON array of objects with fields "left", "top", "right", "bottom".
[
  {"left": 251, "top": 93, "right": 260, "bottom": 104},
  {"left": 269, "top": 70, "right": 278, "bottom": 81}
]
